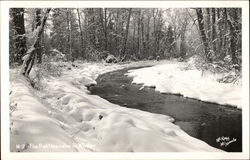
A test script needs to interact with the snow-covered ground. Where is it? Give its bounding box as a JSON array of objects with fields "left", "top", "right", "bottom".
[
  {"left": 9, "top": 60, "right": 223, "bottom": 152},
  {"left": 126, "top": 60, "right": 242, "bottom": 108}
]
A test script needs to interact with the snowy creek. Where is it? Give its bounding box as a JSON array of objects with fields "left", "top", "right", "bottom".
[{"left": 88, "top": 66, "right": 242, "bottom": 152}]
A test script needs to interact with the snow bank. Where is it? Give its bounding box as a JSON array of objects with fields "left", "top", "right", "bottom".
[
  {"left": 126, "top": 62, "right": 241, "bottom": 108},
  {"left": 9, "top": 61, "right": 223, "bottom": 152},
  {"left": 9, "top": 75, "right": 76, "bottom": 152}
]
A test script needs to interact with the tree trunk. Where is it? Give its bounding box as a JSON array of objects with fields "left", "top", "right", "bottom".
[
  {"left": 196, "top": 8, "right": 210, "bottom": 61},
  {"left": 180, "top": 24, "right": 187, "bottom": 58},
  {"left": 227, "top": 8, "right": 239, "bottom": 65},
  {"left": 132, "top": 19, "right": 136, "bottom": 56},
  {"left": 116, "top": 9, "right": 122, "bottom": 56},
  {"left": 227, "top": 19, "right": 237, "bottom": 65},
  {"left": 77, "top": 8, "right": 85, "bottom": 59},
  {"left": 12, "top": 8, "right": 27, "bottom": 64},
  {"left": 206, "top": 8, "right": 211, "bottom": 40},
  {"left": 216, "top": 8, "right": 222, "bottom": 57},
  {"left": 154, "top": 9, "right": 162, "bottom": 57},
  {"left": 228, "top": 8, "right": 241, "bottom": 66},
  {"left": 21, "top": 8, "right": 51, "bottom": 76},
  {"left": 104, "top": 8, "right": 108, "bottom": 50},
  {"left": 35, "top": 9, "right": 42, "bottom": 64},
  {"left": 211, "top": 8, "right": 216, "bottom": 55},
  {"left": 137, "top": 10, "right": 141, "bottom": 58},
  {"left": 153, "top": 9, "right": 158, "bottom": 57},
  {"left": 146, "top": 14, "right": 150, "bottom": 57},
  {"left": 220, "top": 8, "right": 228, "bottom": 59},
  {"left": 86, "top": 8, "right": 95, "bottom": 48},
  {"left": 141, "top": 11, "right": 146, "bottom": 56},
  {"left": 67, "top": 9, "right": 73, "bottom": 61},
  {"left": 99, "top": 8, "right": 104, "bottom": 49},
  {"left": 121, "top": 8, "right": 132, "bottom": 59}
]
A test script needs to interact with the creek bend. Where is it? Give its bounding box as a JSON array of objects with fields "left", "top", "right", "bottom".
[{"left": 88, "top": 66, "right": 242, "bottom": 152}]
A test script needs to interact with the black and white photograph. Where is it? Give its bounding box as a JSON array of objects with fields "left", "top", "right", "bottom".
[{"left": 1, "top": 1, "right": 249, "bottom": 160}]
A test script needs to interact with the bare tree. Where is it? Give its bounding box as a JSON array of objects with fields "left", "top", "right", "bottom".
[
  {"left": 140, "top": 10, "right": 146, "bottom": 56},
  {"left": 77, "top": 8, "right": 85, "bottom": 59},
  {"left": 206, "top": 8, "right": 211, "bottom": 40},
  {"left": 21, "top": 8, "right": 51, "bottom": 76},
  {"left": 227, "top": 8, "right": 239, "bottom": 65},
  {"left": 146, "top": 12, "right": 150, "bottom": 57},
  {"left": 103, "top": 8, "right": 108, "bottom": 50},
  {"left": 121, "top": 8, "right": 132, "bottom": 59},
  {"left": 137, "top": 9, "right": 141, "bottom": 57},
  {"left": 35, "top": 9, "right": 42, "bottom": 63},
  {"left": 196, "top": 8, "right": 210, "bottom": 61},
  {"left": 211, "top": 8, "right": 216, "bottom": 55}
]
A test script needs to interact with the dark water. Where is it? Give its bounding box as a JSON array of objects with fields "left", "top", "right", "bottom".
[{"left": 89, "top": 67, "right": 242, "bottom": 152}]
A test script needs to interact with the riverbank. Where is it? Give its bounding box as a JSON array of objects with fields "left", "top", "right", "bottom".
[
  {"left": 9, "top": 60, "right": 223, "bottom": 152},
  {"left": 90, "top": 67, "right": 242, "bottom": 152},
  {"left": 126, "top": 59, "right": 242, "bottom": 108}
]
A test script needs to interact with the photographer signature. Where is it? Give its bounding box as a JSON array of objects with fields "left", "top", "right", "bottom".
[{"left": 216, "top": 136, "right": 237, "bottom": 147}]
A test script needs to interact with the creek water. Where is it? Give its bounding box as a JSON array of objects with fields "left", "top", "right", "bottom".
[{"left": 89, "top": 66, "right": 242, "bottom": 152}]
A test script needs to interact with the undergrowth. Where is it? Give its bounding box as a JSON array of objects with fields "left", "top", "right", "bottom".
[
  {"left": 29, "top": 55, "right": 64, "bottom": 90},
  {"left": 183, "top": 54, "right": 242, "bottom": 85}
]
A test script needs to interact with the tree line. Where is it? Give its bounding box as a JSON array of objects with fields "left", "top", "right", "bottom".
[{"left": 9, "top": 8, "right": 242, "bottom": 75}]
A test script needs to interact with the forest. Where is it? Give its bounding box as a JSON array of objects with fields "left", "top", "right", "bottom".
[
  {"left": 8, "top": 7, "right": 244, "bottom": 153},
  {"left": 9, "top": 8, "right": 242, "bottom": 75}
]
